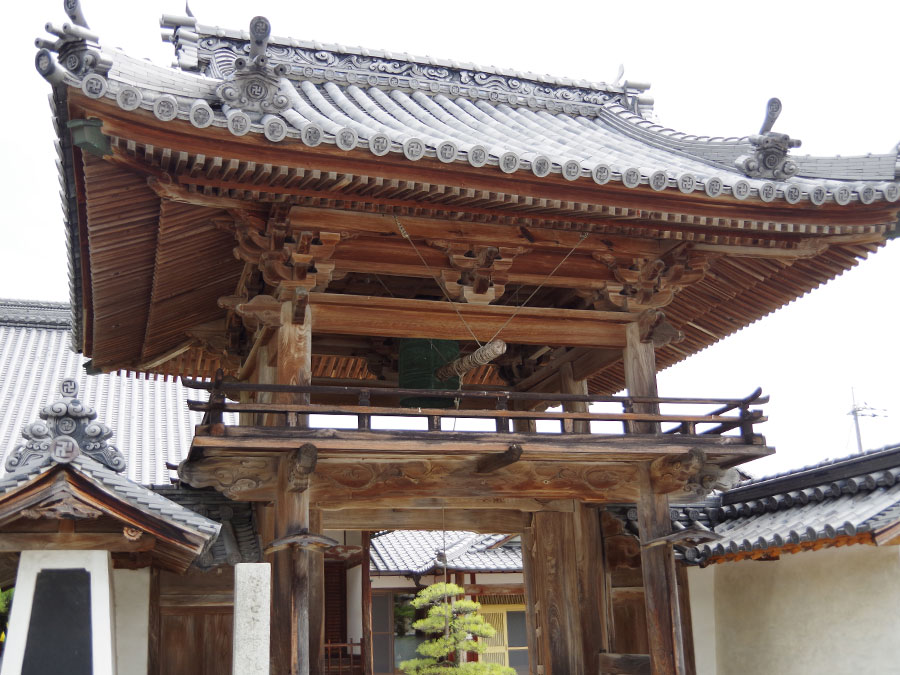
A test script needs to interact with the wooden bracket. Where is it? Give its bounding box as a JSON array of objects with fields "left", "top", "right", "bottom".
[
  {"left": 265, "top": 530, "right": 339, "bottom": 554},
  {"left": 287, "top": 443, "right": 318, "bottom": 492},
  {"left": 637, "top": 310, "right": 684, "bottom": 348},
  {"left": 476, "top": 443, "right": 523, "bottom": 474},
  {"left": 643, "top": 524, "right": 722, "bottom": 549},
  {"left": 650, "top": 448, "right": 705, "bottom": 494}
]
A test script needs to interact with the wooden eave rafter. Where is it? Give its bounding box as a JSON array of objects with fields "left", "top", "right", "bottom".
[
  {"left": 0, "top": 466, "right": 212, "bottom": 573},
  {"left": 66, "top": 92, "right": 898, "bottom": 385}
]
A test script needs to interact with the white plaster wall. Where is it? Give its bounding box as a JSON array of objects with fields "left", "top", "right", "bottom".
[
  {"left": 686, "top": 565, "right": 716, "bottom": 675},
  {"left": 346, "top": 564, "right": 362, "bottom": 643},
  {"left": 113, "top": 569, "right": 150, "bottom": 675},
  {"left": 713, "top": 545, "right": 900, "bottom": 675}
]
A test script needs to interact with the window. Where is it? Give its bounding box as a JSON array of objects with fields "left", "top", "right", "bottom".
[
  {"left": 372, "top": 591, "right": 424, "bottom": 674},
  {"left": 477, "top": 603, "right": 529, "bottom": 674}
]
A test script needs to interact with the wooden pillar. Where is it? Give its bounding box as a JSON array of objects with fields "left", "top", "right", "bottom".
[
  {"left": 309, "top": 508, "right": 325, "bottom": 675},
  {"left": 271, "top": 302, "right": 318, "bottom": 675},
  {"left": 524, "top": 511, "right": 586, "bottom": 675},
  {"left": 625, "top": 321, "right": 685, "bottom": 674},
  {"left": 360, "top": 532, "right": 374, "bottom": 675},
  {"left": 520, "top": 524, "right": 540, "bottom": 675},
  {"left": 573, "top": 502, "right": 608, "bottom": 670},
  {"left": 560, "top": 361, "right": 589, "bottom": 433}
]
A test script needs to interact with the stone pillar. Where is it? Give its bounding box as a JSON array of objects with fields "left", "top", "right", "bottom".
[{"left": 233, "top": 563, "right": 272, "bottom": 675}]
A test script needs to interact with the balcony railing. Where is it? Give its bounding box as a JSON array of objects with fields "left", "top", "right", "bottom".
[{"left": 183, "top": 375, "right": 767, "bottom": 443}]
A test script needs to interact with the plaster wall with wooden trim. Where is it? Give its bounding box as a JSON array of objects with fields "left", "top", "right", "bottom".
[{"left": 687, "top": 545, "right": 900, "bottom": 675}]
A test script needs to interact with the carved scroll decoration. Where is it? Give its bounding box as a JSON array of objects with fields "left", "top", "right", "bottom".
[{"left": 21, "top": 492, "right": 103, "bottom": 520}]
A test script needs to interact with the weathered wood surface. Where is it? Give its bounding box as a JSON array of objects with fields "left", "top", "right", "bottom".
[
  {"left": 360, "top": 532, "right": 374, "bottom": 675},
  {"left": 189, "top": 427, "right": 768, "bottom": 461},
  {"left": 573, "top": 503, "right": 608, "bottom": 668},
  {"left": 597, "top": 653, "right": 652, "bottom": 675},
  {"left": 624, "top": 322, "right": 660, "bottom": 435},
  {"left": 527, "top": 511, "right": 585, "bottom": 674},
  {"left": 307, "top": 292, "right": 631, "bottom": 347},
  {"left": 637, "top": 464, "right": 685, "bottom": 675},
  {"left": 0, "top": 532, "right": 155, "bottom": 552}
]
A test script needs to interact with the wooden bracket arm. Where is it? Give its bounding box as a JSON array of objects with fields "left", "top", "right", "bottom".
[
  {"left": 265, "top": 530, "right": 339, "bottom": 554},
  {"left": 650, "top": 448, "right": 705, "bottom": 493},
  {"left": 476, "top": 443, "right": 523, "bottom": 474},
  {"left": 642, "top": 524, "right": 722, "bottom": 549},
  {"left": 286, "top": 443, "right": 318, "bottom": 492}
]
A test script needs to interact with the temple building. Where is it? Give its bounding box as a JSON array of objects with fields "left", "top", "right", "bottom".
[{"left": 1, "top": 0, "right": 898, "bottom": 672}]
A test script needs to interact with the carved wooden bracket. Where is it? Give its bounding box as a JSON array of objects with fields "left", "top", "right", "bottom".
[
  {"left": 650, "top": 448, "right": 706, "bottom": 494},
  {"left": 593, "top": 251, "right": 709, "bottom": 311},
  {"left": 265, "top": 530, "right": 339, "bottom": 554},
  {"left": 476, "top": 443, "right": 523, "bottom": 474},
  {"left": 178, "top": 457, "right": 278, "bottom": 500},
  {"left": 219, "top": 294, "right": 284, "bottom": 332},
  {"left": 287, "top": 443, "right": 318, "bottom": 492},
  {"left": 429, "top": 240, "right": 528, "bottom": 304},
  {"left": 637, "top": 310, "right": 684, "bottom": 348}
]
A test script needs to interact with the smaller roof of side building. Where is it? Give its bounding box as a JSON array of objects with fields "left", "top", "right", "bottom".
[
  {"left": 667, "top": 443, "right": 900, "bottom": 564},
  {"left": 0, "top": 378, "right": 221, "bottom": 576},
  {"left": 370, "top": 530, "right": 521, "bottom": 576}
]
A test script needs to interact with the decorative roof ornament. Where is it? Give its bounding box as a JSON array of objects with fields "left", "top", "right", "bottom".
[
  {"left": 214, "top": 16, "right": 291, "bottom": 129},
  {"left": 34, "top": 0, "right": 112, "bottom": 84},
  {"left": 4, "top": 378, "right": 126, "bottom": 477},
  {"left": 735, "top": 98, "right": 802, "bottom": 180}
]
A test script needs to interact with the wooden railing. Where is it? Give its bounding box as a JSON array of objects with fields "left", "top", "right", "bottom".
[
  {"left": 323, "top": 640, "right": 363, "bottom": 674},
  {"left": 183, "top": 374, "right": 767, "bottom": 442}
]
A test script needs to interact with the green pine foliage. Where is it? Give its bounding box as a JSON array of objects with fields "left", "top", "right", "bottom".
[{"left": 399, "top": 583, "right": 516, "bottom": 675}]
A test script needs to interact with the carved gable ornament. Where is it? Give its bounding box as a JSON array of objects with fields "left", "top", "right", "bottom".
[
  {"left": 735, "top": 98, "right": 802, "bottom": 180},
  {"left": 4, "top": 379, "right": 126, "bottom": 476},
  {"left": 214, "top": 16, "right": 292, "bottom": 133}
]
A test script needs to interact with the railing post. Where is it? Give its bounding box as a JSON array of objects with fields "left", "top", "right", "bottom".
[
  {"left": 495, "top": 396, "right": 509, "bottom": 433},
  {"left": 357, "top": 390, "right": 371, "bottom": 431}
]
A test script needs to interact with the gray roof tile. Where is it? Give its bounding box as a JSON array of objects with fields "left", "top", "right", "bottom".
[{"left": 370, "top": 530, "right": 521, "bottom": 575}]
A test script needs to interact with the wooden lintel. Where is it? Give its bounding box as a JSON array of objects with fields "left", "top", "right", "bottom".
[
  {"left": 315, "top": 497, "right": 575, "bottom": 513},
  {"left": 307, "top": 292, "right": 634, "bottom": 347},
  {"left": 321, "top": 508, "right": 527, "bottom": 533},
  {"left": 476, "top": 443, "right": 523, "bottom": 474},
  {"left": 0, "top": 532, "right": 156, "bottom": 552}
]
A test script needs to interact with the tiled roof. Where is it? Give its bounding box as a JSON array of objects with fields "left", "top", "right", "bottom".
[
  {"left": 370, "top": 530, "right": 522, "bottom": 575},
  {"left": 0, "top": 300, "right": 202, "bottom": 485},
  {"left": 0, "top": 454, "right": 220, "bottom": 541},
  {"left": 152, "top": 486, "right": 262, "bottom": 569},
  {"left": 37, "top": 12, "right": 900, "bottom": 207},
  {"left": 671, "top": 444, "right": 900, "bottom": 564}
]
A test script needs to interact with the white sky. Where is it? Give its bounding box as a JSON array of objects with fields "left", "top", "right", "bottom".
[{"left": 4, "top": 0, "right": 899, "bottom": 477}]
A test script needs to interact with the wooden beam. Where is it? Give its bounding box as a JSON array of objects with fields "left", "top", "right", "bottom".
[
  {"left": 307, "top": 292, "right": 634, "bottom": 347},
  {"left": 0, "top": 533, "right": 155, "bottom": 552},
  {"left": 321, "top": 508, "right": 527, "bottom": 533}
]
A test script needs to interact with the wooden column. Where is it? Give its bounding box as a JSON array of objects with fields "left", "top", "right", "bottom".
[
  {"left": 573, "top": 502, "right": 608, "bottom": 671},
  {"left": 520, "top": 524, "right": 540, "bottom": 675},
  {"left": 524, "top": 511, "right": 586, "bottom": 675},
  {"left": 625, "top": 321, "right": 685, "bottom": 674},
  {"left": 309, "top": 508, "right": 324, "bottom": 675},
  {"left": 360, "top": 532, "right": 374, "bottom": 675},
  {"left": 560, "top": 361, "right": 589, "bottom": 433},
  {"left": 271, "top": 302, "right": 318, "bottom": 675}
]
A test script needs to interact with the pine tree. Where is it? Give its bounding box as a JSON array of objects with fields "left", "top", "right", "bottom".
[{"left": 399, "top": 582, "right": 516, "bottom": 675}]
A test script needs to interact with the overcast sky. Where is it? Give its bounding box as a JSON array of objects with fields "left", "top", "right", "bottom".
[{"left": 4, "top": 0, "right": 899, "bottom": 476}]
